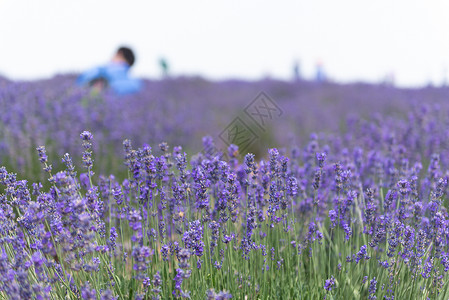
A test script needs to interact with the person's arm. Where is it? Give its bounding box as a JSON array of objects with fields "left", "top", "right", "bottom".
[{"left": 76, "top": 66, "right": 105, "bottom": 86}]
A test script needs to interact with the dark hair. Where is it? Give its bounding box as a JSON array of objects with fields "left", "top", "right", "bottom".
[{"left": 118, "top": 46, "right": 135, "bottom": 67}]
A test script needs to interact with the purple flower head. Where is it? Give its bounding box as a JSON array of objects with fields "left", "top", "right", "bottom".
[
  {"left": 306, "top": 221, "right": 317, "bottom": 243},
  {"left": 215, "top": 290, "right": 232, "bottom": 299},
  {"left": 396, "top": 179, "right": 410, "bottom": 196},
  {"left": 316, "top": 152, "right": 327, "bottom": 168},
  {"left": 182, "top": 220, "right": 205, "bottom": 257},
  {"left": 268, "top": 148, "right": 280, "bottom": 175},
  {"left": 62, "top": 153, "right": 76, "bottom": 178},
  {"left": 108, "top": 227, "right": 117, "bottom": 251},
  {"left": 421, "top": 259, "right": 434, "bottom": 279},
  {"left": 207, "top": 289, "right": 232, "bottom": 300},
  {"left": 428, "top": 153, "right": 440, "bottom": 178},
  {"left": 329, "top": 210, "right": 337, "bottom": 229},
  {"left": 364, "top": 188, "right": 377, "bottom": 225},
  {"left": 173, "top": 145, "right": 182, "bottom": 156},
  {"left": 441, "top": 253, "right": 449, "bottom": 272},
  {"left": 159, "top": 142, "right": 169, "bottom": 152},
  {"left": 132, "top": 245, "right": 154, "bottom": 273},
  {"left": 31, "top": 182, "right": 43, "bottom": 196},
  {"left": 161, "top": 244, "right": 170, "bottom": 261},
  {"left": 433, "top": 211, "right": 445, "bottom": 232},
  {"left": 36, "top": 146, "right": 48, "bottom": 164},
  {"left": 369, "top": 226, "right": 386, "bottom": 248},
  {"left": 202, "top": 136, "right": 222, "bottom": 159},
  {"left": 228, "top": 144, "right": 239, "bottom": 158},
  {"left": 312, "top": 168, "right": 322, "bottom": 191},
  {"left": 244, "top": 153, "right": 256, "bottom": 174},
  {"left": 100, "top": 289, "right": 117, "bottom": 300},
  {"left": 378, "top": 260, "right": 389, "bottom": 269},
  {"left": 436, "top": 177, "right": 448, "bottom": 198},
  {"left": 368, "top": 277, "right": 377, "bottom": 299},
  {"left": 151, "top": 271, "right": 162, "bottom": 295},
  {"left": 287, "top": 176, "right": 298, "bottom": 197},
  {"left": 81, "top": 282, "right": 97, "bottom": 300},
  {"left": 173, "top": 249, "right": 192, "bottom": 297},
  {"left": 178, "top": 248, "right": 191, "bottom": 267},
  {"left": 384, "top": 190, "right": 397, "bottom": 210},
  {"left": 355, "top": 245, "right": 369, "bottom": 264},
  {"left": 36, "top": 146, "right": 52, "bottom": 175},
  {"left": 80, "top": 131, "right": 93, "bottom": 142},
  {"left": 80, "top": 131, "right": 94, "bottom": 174},
  {"left": 128, "top": 209, "right": 142, "bottom": 230},
  {"left": 31, "top": 251, "right": 45, "bottom": 267},
  {"left": 324, "top": 275, "right": 335, "bottom": 291}
]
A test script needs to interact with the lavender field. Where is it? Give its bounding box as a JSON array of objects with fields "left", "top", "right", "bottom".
[{"left": 1, "top": 75, "right": 449, "bottom": 299}]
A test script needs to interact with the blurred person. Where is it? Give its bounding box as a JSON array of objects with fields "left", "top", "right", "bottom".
[
  {"left": 315, "top": 60, "right": 326, "bottom": 82},
  {"left": 77, "top": 46, "right": 142, "bottom": 95},
  {"left": 383, "top": 71, "right": 395, "bottom": 87},
  {"left": 293, "top": 60, "right": 301, "bottom": 81},
  {"left": 159, "top": 57, "right": 169, "bottom": 78},
  {"left": 442, "top": 65, "right": 447, "bottom": 87}
]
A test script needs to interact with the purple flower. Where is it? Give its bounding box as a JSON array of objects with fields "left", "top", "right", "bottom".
[
  {"left": 384, "top": 190, "right": 397, "bottom": 210},
  {"left": 244, "top": 153, "right": 256, "bottom": 174},
  {"left": 132, "top": 245, "right": 154, "bottom": 276},
  {"left": 161, "top": 244, "right": 170, "bottom": 262},
  {"left": 151, "top": 271, "right": 162, "bottom": 296},
  {"left": 182, "top": 220, "right": 205, "bottom": 257},
  {"left": 100, "top": 289, "right": 117, "bottom": 300},
  {"left": 324, "top": 276, "right": 335, "bottom": 291},
  {"left": 329, "top": 210, "right": 337, "bottom": 229},
  {"left": 36, "top": 146, "right": 48, "bottom": 164},
  {"left": 397, "top": 179, "right": 410, "bottom": 196},
  {"left": 312, "top": 168, "right": 322, "bottom": 191},
  {"left": 355, "top": 245, "right": 369, "bottom": 264},
  {"left": 108, "top": 227, "right": 117, "bottom": 251},
  {"left": 207, "top": 288, "right": 232, "bottom": 300},
  {"left": 173, "top": 248, "right": 192, "bottom": 298},
  {"left": 36, "top": 146, "right": 52, "bottom": 174},
  {"left": 316, "top": 152, "right": 327, "bottom": 168},
  {"left": 80, "top": 131, "right": 93, "bottom": 142},
  {"left": 342, "top": 222, "right": 352, "bottom": 241},
  {"left": 421, "top": 258, "right": 433, "bottom": 279},
  {"left": 80, "top": 131, "right": 94, "bottom": 175},
  {"left": 368, "top": 277, "right": 377, "bottom": 299}
]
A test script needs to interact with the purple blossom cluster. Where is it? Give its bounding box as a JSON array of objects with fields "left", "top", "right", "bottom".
[
  {"left": 0, "top": 120, "right": 447, "bottom": 298},
  {"left": 2, "top": 76, "right": 449, "bottom": 298}
]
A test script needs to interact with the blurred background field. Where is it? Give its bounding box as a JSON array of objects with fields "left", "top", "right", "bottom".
[
  {"left": 2, "top": 74, "right": 449, "bottom": 183},
  {"left": 1, "top": 0, "right": 448, "bottom": 184}
]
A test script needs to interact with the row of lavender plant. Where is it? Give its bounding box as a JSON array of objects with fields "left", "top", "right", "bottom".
[
  {"left": 2, "top": 74, "right": 449, "bottom": 178},
  {"left": 1, "top": 123, "right": 449, "bottom": 299}
]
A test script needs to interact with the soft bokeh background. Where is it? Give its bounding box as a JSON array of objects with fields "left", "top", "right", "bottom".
[
  {"left": 0, "top": 0, "right": 448, "bottom": 86},
  {"left": 1, "top": 0, "right": 449, "bottom": 182}
]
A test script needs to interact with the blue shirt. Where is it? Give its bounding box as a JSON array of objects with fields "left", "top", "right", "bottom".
[{"left": 77, "top": 62, "right": 142, "bottom": 95}]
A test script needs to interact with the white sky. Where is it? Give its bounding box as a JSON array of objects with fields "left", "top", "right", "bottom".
[{"left": 0, "top": 0, "right": 448, "bottom": 87}]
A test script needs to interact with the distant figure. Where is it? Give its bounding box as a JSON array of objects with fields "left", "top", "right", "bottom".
[
  {"left": 383, "top": 71, "right": 395, "bottom": 86},
  {"left": 77, "top": 46, "right": 142, "bottom": 95},
  {"left": 293, "top": 60, "right": 301, "bottom": 81},
  {"left": 442, "top": 66, "right": 447, "bottom": 87},
  {"left": 315, "top": 61, "right": 326, "bottom": 82},
  {"left": 159, "top": 57, "right": 169, "bottom": 78}
]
